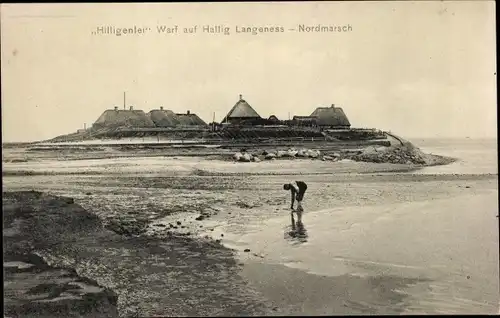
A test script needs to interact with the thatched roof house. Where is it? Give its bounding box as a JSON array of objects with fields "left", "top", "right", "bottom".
[
  {"left": 93, "top": 106, "right": 156, "bottom": 129},
  {"left": 293, "top": 115, "right": 318, "bottom": 126},
  {"left": 148, "top": 107, "right": 181, "bottom": 127},
  {"left": 221, "top": 94, "right": 261, "bottom": 124},
  {"left": 310, "top": 104, "right": 351, "bottom": 128},
  {"left": 268, "top": 115, "right": 280, "bottom": 122},
  {"left": 175, "top": 110, "right": 208, "bottom": 126}
]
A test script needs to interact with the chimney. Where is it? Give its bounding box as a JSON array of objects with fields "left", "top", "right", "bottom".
[
  {"left": 160, "top": 106, "right": 164, "bottom": 110},
  {"left": 114, "top": 106, "right": 118, "bottom": 111},
  {"left": 129, "top": 106, "right": 134, "bottom": 110},
  {"left": 239, "top": 94, "right": 243, "bottom": 100},
  {"left": 84, "top": 123, "right": 86, "bottom": 130},
  {"left": 187, "top": 110, "right": 190, "bottom": 115},
  {"left": 331, "top": 104, "right": 335, "bottom": 108}
]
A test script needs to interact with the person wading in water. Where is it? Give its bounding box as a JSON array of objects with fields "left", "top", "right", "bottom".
[{"left": 283, "top": 181, "right": 308, "bottom": 225}]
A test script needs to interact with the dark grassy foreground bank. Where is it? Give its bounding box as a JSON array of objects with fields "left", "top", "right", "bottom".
[
  {"left": 3, "top": 191, "right": 119, "bottom": 318},
  {"left": 2, "top": 191, "right": 273, "bottom": 317}
]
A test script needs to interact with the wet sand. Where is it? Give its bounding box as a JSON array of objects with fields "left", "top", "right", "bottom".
[
  {"left": 2, "top": 191, "right": 273, "bottom": 317},
  {"left": 3, "top": 253, "right": 119, "bottom": 318},
  {"left": 231, "top": 191, "right": 499, "bottom": 315},
  {"left": 241, "top": 262, "right": 430, "bottom": 315},
  {"left": 2, "top": 146, "right": 498, "bottom": 316}
]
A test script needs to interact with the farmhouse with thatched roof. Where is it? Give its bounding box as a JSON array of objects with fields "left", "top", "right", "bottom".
[
  {"left": 175, "top": 110, "right": 208, "bottom": 127},
  {"left": 221, "top": 94, "right": 261, "bottom": 124},
  {"left": 310, "top": 104, "right": 351, "bottom": 129},
  {"left": 93, "top": 106, "right": 156, "bottom": 129},
  {"left": 292, "top": 115, "right": 318, "bottom": 127},
  {"left": 148, "top": 107, "right": 181, "bottom": 127}
]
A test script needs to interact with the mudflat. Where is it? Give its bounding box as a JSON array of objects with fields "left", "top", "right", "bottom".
[
  {"left": 2, "top": 191, "right": 274, "bottom": 317},
  {"left": 2, "top": 143, "right": 498, "bottom": 316}
]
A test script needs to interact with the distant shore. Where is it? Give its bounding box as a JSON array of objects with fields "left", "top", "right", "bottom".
[{"left": 2, "top": 137, "right": 457, "bottom": 170}]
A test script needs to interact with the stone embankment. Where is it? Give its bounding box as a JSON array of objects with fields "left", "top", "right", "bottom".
[
  {"left": 232, "top": 143, "right": 456, "bottom": 166},
  {"left": 351, "top": 144, "right": 456, "bottom": 166},
  {"left": 233, "top": 148, "right": 324, "bottom": 162}
]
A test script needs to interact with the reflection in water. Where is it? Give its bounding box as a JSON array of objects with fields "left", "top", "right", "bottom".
[{"left": 284, "top": 214, "right": 308, "bottom": 244}]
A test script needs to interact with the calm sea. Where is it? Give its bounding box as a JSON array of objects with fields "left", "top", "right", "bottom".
[{"left": 410, "top": 137, "right": 497, "bottom": 175}]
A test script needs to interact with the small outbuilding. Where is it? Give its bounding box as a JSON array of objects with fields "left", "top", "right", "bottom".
[
  {"left": 292, "top": 115, "right": 318, "bottom": 127},
  {"left": 268, "top": 115, "right": 280, "bottom": 123}
]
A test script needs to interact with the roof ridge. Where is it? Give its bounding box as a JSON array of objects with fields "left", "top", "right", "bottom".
[{"left": 222, "top": 97, "right": 261, "bottom": 122}]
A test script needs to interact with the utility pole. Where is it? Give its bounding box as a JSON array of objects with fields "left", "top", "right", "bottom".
[
  {"left": 123, "top": 92, "right": 126, "bottom": 110},
  {"left": 212, "top": 112, "right": 216, "bottom": 131}
]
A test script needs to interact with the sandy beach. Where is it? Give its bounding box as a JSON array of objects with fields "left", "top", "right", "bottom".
[{"left": 2, "top": 138, "right": 498, "bottom": 316}]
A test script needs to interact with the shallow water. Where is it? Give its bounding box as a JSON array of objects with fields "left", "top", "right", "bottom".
[{"left": 218, "top": 191, "right": 499, "bottom": 314}]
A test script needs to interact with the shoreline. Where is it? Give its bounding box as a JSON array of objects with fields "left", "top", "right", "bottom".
[
  {"left": 2, "top": 137, "right": 458, "bottom": 167},
  {"left": 2, "top": 137, "right": 497, "bottom": 316},
  {"left": 2, "top": 146, "right": 460, "bottom": 178}
]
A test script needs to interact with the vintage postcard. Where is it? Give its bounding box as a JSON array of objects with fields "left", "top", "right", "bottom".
[{"left": 2, "top": 1, "right": 498, "bottom": 317}]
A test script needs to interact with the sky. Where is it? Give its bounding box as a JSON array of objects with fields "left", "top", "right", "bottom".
[{"left": 1, "top": 1, "right": 497, "bottom": 142}]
